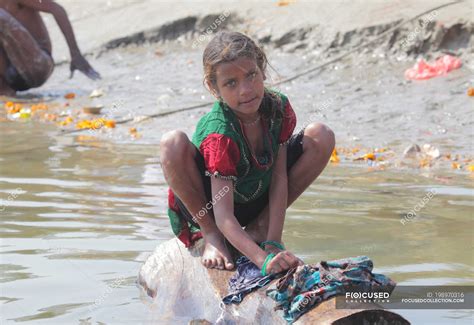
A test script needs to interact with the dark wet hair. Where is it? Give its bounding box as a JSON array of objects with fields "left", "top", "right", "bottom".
[{"left": 202, "top": 31, "right": 282, "bottom": 120}]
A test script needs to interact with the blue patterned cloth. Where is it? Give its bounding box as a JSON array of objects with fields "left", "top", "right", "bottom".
[
  {"left": 222, "top": 256, "right": 276, "bottom": 304},
  {"left": 222, "top": 255, "right": 395, "bottom": 324},
  {"left": 266, "top": 256, "right": 396, "bottom": 323}
]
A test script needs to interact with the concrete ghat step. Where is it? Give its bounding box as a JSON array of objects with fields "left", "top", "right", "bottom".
[{"left": 138, "top": 238, "right": 410, "bottom": 325}]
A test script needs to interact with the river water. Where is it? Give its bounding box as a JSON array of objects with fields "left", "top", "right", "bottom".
[
  {"left": 1, "top": 29, "right": 474, "bottom": 324},
  {"left": 1, "top": 117, "right": 472, "bottom": 324}
]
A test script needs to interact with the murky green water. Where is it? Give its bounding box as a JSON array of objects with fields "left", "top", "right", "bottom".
[{"left": 1, "top": 120, "right": 472, "bottom": 324}]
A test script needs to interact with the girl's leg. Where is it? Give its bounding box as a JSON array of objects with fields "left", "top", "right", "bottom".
[
  {"left": 160, "top": 130, "right": 234, "bottom": 270},
  {"left": 245, "top": 122, "right": 335, "bottom": 242}
]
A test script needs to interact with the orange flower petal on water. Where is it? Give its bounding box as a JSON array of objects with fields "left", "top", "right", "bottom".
[
  {"left": 105, "top": 120, "right": 116, "bottom": 128},
  {"left": 4, "top": 101, "right": 14, "bottom": 109},
  {"left": 6, "top": 103, "right": 23, "bottom": 114},
  {"left": 76, "top": 120, "right": 93, "bottom": 129},
  {"left": 451, "top": 162, "right": 461, "bottom": 170},
  {"left": 277, "top": 0, "right": 291, "bottom": 6},
  {"left": 64, "top": 92, "right": 76, "bottom": 99},
  {"left": 419, "top": 157, "right": 431, "bottom": 168},
  {"left": 330, "top": 148, "right": 340, "bottom": 163},
  {"left": 58, "top": 116, "right": 74, "bottom": 126},
  {"left": 31, "top": 103, "right": 48, "bottom": 112},
  {"left": 355, "top": 152, "right": 376, "bottom": 161},
  {"left": 364, "top": 153, "right": 376, "bottom": 160},
  {"left": 129, "top": 127, "right": 141, "bottom": 139},
  {"left": 75, "top": 118, "right": 115, "bottom": 130},
  {"left": 468, "top": 87, "right": 474, "bottom": 97}
]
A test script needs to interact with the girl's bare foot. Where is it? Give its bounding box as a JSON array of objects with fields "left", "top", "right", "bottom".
[{"left": 202, "top": 231, "right": 234, "bottom": 270}]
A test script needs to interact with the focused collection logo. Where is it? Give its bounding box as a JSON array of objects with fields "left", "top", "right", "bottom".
[{"left": 345, "top": 291, "right": 391, "bottom": 303}]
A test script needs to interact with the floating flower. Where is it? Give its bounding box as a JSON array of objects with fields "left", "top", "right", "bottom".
[
  {"left": 129, "top": 127, "right": 141, "bottom": 139},
  {"left": 105, "top": 120, "right": 116, "bottom": 128},
  {"left": 354, "top": 152, "right": 376, "bottom": 161},
  {"left": 330, "top": 148, "right": 340, "bottom": 163},
  {"left": 5, "top": 102, "right": 22, "bottom": 114},
  {"left": 19, "top": 108, "right": 31, "bottom": 119},
  {"left": 468, "top": 87, "right": 474, "bottom": 97},
  {"left": 58, "top": 116, "right": 74, "bottom": 126},
  {"left": 4, "top": 101, "right": 14, "bottom": 109},
  {"left": 76, "top": 118, "right": 116, "bottom": 130},
  {"left": 451, "top": 162, "right": 461, "bottom": 170},
  {"left": 31, "top": 103, "right": 48, "bottom": 112},
  {"left": 64, "top": 92, "right": 76, "bottom": 99},
  {"left": 277, "top": 0, "right": 292, "bottom": 6},
  {"left": 419, "top": 157, "right": 431, "bottom": 168}
]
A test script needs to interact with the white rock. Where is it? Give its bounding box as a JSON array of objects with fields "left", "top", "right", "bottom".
[{"left": 422, "top": 144, "right": 440, "bottom": 159}]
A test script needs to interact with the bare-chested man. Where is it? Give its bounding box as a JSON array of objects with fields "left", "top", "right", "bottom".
[{"left": 0, "top": 0, "right": 100, "bottom": 96}]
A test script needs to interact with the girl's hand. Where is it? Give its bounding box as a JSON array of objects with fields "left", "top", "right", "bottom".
[
  {"left": 264, "top": 245, "right": 283, "bottom": 255},
  {"left": 265, "top": 251, "right": 303, "bottom": 275}
]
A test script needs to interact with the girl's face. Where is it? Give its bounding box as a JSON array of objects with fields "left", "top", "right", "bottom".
[{"left": 212, "top": 57, "right": 265, "bottom": 120}]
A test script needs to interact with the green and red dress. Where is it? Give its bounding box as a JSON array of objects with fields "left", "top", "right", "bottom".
[{"left": 167, "top": 89, "right": 297, "bottom": 247}]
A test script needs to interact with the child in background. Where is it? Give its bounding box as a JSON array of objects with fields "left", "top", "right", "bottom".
[
  {"left": 160, "top": 31, "right": 335, "bottom": 276},
  {"left": 0, "top": 0, "right": 100, "bottom": 96}
]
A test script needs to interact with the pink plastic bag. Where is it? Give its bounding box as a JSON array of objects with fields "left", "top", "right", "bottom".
[{"left": 404, "top": 55, "right": 462, "bottom": 80}]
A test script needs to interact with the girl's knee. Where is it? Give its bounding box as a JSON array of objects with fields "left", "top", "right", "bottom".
[
  {"left": 303, "top": 123, "right": 335, "bottom": 156},
  {"left": 160, "top": 130, "right": 192, "bottom": 162}
]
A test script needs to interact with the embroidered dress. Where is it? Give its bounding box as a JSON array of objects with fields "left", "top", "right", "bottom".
[{"left": 167, "top": 89, "right": 297, "bottom": 247}]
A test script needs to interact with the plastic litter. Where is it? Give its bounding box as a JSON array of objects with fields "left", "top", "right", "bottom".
[{"left": 405, "top": 55, "right": 462, "bottom": 80}]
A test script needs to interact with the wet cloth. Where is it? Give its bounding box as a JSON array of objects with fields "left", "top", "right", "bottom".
[
  {"left": 167, "top": 89, "right": 300, "bottom": 248},
  {"left": 222, "top": 256, "right": 277, "bottom": 304},
  {"left": 404, "top": 54, "right": 462, "bottom": 80},
  {"left": 266, "top": 256, "right": 396, "bottom": 324}
]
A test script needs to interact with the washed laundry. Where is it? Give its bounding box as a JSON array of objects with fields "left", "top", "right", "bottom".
[
  {"left": 222, "top": 256, "right": 277, "bottom": 304},
  {"left": 222, "top": 255, "right": 395, "bottom": 324},
  {"left": 266, "top": 256, "right": 396, "bottom": 323}
]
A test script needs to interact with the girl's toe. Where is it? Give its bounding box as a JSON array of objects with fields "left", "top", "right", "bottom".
[
  {"left": 225, "top": 261, "right": 234, "bottom": 270},
  {"left": 202, "top": 259, "right": 209, "bottom": 268}
]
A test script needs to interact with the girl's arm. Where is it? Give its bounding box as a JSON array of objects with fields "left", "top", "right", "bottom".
[
  {"left": 266, "top": 145, "right": 288, "bottom": 243},
  {"left": 211, "top": 177, "right": 268, "bottom": 268},
  {"left": 265, "top": 146, "right": 304, "bottom": 271}
]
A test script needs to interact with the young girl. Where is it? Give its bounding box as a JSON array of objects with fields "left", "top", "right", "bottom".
[{"left": 160, "top": 31, "right": 335, "bottom": 276}]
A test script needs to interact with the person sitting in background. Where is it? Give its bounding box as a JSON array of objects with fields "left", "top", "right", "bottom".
[{"left": 0, "top": 0, "right": 100, "bottom": 96}]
